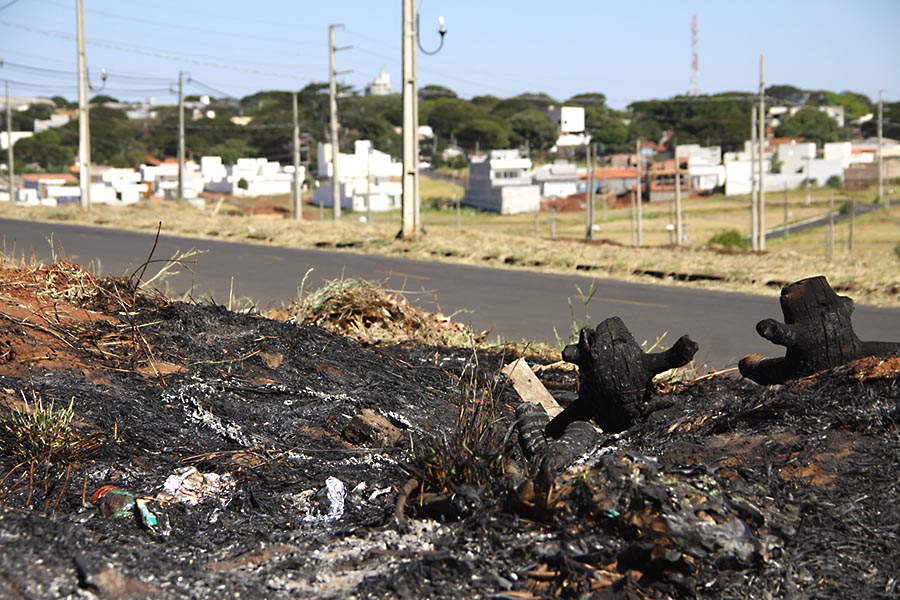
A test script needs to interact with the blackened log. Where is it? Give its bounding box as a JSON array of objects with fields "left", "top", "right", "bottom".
[
  {"left": 739, "top": 276, "right": 900, "bottom": 385},
  {"left": 546, "top": 317, "right": 698, "bottom": 437}
]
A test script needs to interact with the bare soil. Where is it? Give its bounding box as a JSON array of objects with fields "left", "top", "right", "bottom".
[{"left": 0, "top": 262, "right": 898, "bottom": 599}]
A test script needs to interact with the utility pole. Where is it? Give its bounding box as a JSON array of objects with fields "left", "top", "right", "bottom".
[
  {"left": 635, "top": 138, "right": 643, "bottom": 247},
  {"left": 674, "top": 147, "right": 683, "bottom": 245},
  {"left": 365, "top": 144, "right": 372, "bottom": 223},
  {"left": 878, "top": 90, "right": 885, "bottom": 208},
  {"left": 76, "top": 0, "right": 91, "bottom": 211},
  {"left": 758, "top": 54, "right": 766, "bottom": 251},
  {"left": 5, "top": 80, "right": 13, "bottom": 202},
  {"left": 400, "top": 0, "right": 417, "bottom": 239},
  {"left": 177, "top": 70, "right": 185, "bottom": 201},
  {"left": 804, "top": 153, "right": 811, "bottom": 206},
  {"left": 783, "top": 183, "right": 789, "bottom": 236},
  {"left": 400, "top": 1, "right": 445, "bottom": 240},
  {"left": 292, "top": 92, "right": 302, "bottom": 221},
  {"left": 827, "top": 189, "right": 835, "bottom": 261},
  {"left": 328, "top": 24, "right": 345, "bottom": 221},
  {"left": 585, "top": 143, "right": 595, "bottom": 240},
  {"left": 750, "top": 105, "right": 758, "bottom": 251}
]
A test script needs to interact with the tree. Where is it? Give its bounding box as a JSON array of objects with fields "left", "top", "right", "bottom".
[
  {"left": 90, "top": 94, "right": 119, "bottom": 105},
  {"left": 13, "top": 129, "right": 77, "bottom": 171},
  {"left": 456, "top": 116, "right": 510, "bottom": 150},
  {"left": 509, "top": 109, "right": 558, "bottom": 151},
  {"left": 776, "top": 108, "right": 842, "bottom": 147},
  {"left": 419, "top": 85, "right": 456, "bottom": 100}
]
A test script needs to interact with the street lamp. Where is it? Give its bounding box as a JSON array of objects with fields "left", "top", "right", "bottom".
[{"left": 418, "top": 13, "right": 446, "bottom": 55}]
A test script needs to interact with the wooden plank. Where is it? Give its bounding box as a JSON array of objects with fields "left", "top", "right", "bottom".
[{"left": 501, "top": 358, "right": 563, "bottom": 419}]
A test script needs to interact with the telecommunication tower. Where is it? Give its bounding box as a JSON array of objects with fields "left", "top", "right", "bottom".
[{"left": 690, "top": 13, "right": 700, "bottom": 97}]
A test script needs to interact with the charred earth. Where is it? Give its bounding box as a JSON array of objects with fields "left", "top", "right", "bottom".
[{"left": 0, "top": 261, "right": 898, "bottom": 599}]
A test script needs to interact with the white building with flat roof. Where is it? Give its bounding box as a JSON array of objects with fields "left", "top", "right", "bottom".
[
  {"left": 464, "top": 149, "right": 540, "bottom": 214},
  {"left": 314, "top": 140, "right": 403, "bottom": 212}
]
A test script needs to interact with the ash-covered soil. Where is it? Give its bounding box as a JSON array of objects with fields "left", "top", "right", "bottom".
[{"left": 0, "top": 262, "right": 898, "bottom": 599}]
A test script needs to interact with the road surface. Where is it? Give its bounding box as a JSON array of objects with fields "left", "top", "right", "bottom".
[{"left": 3, "top": 217, "right": 899, "bottom": 370}]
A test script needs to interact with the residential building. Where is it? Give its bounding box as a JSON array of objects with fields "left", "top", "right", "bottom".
[
  {"left": 34, "top": 112, "right": 71, "bottom": 133},
  {"left": 549, "top": 106, "right": 591, "bottom": 149},
  {"left": 533, "top": 161, "right": 579, "bottom": 198},
  {"left": 0, "top": 131, "right": 33, "bottom": 151},
  {"left": 365, "top": 69, "right": 393, "bottom": 96},
  {"left": 202, "top": 157, "right": 303, "bottom": 197},
  {"left": 314, "top": 140, "right": 403, "bottom": 212},
  {"left": 463, "top": 149, "right": 540, "bottom": 214},
  {"left": 141, "top": 159, "right": 204, "bottom": 200},
  {"left": 676, "top": 144, "right": 726, "bottom": 192},
  {"left": 724, "top": 140, "right": 843, "bottom": 195},
  {"left": 769, "top": 105, "right": 845, "bottom": 128},
  {"left": 579, "top": 167, "right": 639, "bottom": 196},
  {"left": 15, "top": 173, "right": 117, "bottom": 206}
]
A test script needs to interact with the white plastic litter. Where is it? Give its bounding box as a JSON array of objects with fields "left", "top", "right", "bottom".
[
  {"left": 304, "top": 476, "right": 346, "bottom": 523},
  {"left": 158, "top": 466, "right": 235, "bottom": 507}
]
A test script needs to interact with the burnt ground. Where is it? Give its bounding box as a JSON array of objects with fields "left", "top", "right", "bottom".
[{"left": 0, "top": 261, "right": 898, "bottom": 599}]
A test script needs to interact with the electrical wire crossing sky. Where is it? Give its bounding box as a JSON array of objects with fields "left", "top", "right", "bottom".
[{"left": 1, "top": 0, "right": 898, "bottom": 107}]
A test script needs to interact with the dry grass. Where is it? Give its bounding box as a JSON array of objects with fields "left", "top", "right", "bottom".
[
  {"left": 288, "top": 276, "right": 480, "bottom": 347},
  {"left": 1, "top": 183, "right": 897, "bottom": 307}
]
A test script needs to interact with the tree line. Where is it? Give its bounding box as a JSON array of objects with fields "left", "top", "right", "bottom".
[{"left": 9, "top": 83, "right": 893, "bottom": 174}]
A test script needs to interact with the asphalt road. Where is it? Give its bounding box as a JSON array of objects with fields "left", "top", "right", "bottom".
[{"left": 3, "top": 217, "right": 899, "bottom": 370}]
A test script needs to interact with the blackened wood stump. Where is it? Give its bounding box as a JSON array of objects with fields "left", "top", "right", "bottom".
[
  {"left": 546, "top": 317, "right": 698, "bottom": 437},
  {"left": 739, "top": 276, "right": 900, "bottom": 385}
]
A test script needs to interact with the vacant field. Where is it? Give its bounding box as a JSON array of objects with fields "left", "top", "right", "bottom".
[{"left": 1, "top": 181, "right": 898, "bottom": 306}]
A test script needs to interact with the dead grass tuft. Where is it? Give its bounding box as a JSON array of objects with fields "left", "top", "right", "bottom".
[{"left": 289, "top": 277, "right": 481, "bottom": 347}]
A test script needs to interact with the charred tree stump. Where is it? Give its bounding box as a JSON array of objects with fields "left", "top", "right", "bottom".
[
  {"left": 545, "top": 317, "right": 698, "bottom": 438},
  {"left": 739, "top": 276, "right": 900, "bottom": 385}
]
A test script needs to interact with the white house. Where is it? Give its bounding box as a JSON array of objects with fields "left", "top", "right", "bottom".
[
  {"left": 34, "top": 113, "right": 71, "bottom": 133},
  {"left": 0, "top": 131, "right": 33, "bottom": 151},
  {"left": 724, "top": 141, "right": 843, "bottom": 195},
  {"left": 202, "top": 157, "right": 303, "bottom": 197},
  {"left": 676, "top": 144, "right": 726, "bottom": 192},
  {"left": 463, "top": 149, "right": 540, "bottom": 214},
  {"left": 532, "top": 161, "right": 579, "bottom": 198},
  {"left": 549, "top": 106, "right": 591, "bottom": 149},
  {"left": 141, "top": 161, "right": 204, "bottom": 200},
  {"left": 314, "top": 140, "right": 403, "bottom": 212}
]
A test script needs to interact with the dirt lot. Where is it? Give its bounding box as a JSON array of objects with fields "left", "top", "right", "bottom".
[{"left": 0, "top": 261, "right": 898, "bottom": 599}]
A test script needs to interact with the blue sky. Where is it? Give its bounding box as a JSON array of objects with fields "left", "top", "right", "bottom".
[{"left": 1, "top": 0, "right": 898, "bottom": 108}]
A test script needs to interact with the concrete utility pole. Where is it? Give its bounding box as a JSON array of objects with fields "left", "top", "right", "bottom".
[
  {"left": 328, "top": 24, "right": 346, "bottom": 221},
  {"left": 878, "top": 90, "right": 885, "bottom": 208},
  {"left": 292, "top": 92, "right": 302, "bottom": 221},
  {"left": 400, "top": 0, "right": 417, "bottom": 239},
  {"left": 750, "top": 105, "right": 758, "bottom": 251},
  {"left": 400, "top": 1, "right": 446, "bottom": 240},
  {"left": 76, "top": 0, "right": 91, "bottom": 211},
  {"left": 177, "top": 70, "right": 185, "bottom": 201},
  {"left": 365, "top": 143, "right": 373, "bottom": 223},
  {"left": 585, "top": 143, "right": 595, "bottom": 240},
  {"left": 635, "top": 138, "right": 643, "bottom": 247},
  {"left": 5, "top": 80, "right": 13, "bottom": 202},
  {"left": 758, "top": 54, "right": 766, "bottom": 251},
  {"left": 674, "top": 147, "right": 683, "bottom": 245}
]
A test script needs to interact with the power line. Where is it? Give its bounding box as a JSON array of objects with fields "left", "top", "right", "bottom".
[{"left": 0, "top": 19, "right": 321, "bottom": 78}]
